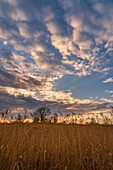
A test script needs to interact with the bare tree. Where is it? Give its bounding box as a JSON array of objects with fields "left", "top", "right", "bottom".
[
  {"left": 34, "top": 107, "right": 51, "bottom": 122},
  {"left": 72, "top": 112, "right": 75, "bottom": 116},
  {"left": 16, "top": 113, "right": 22, "bottom": 122},
  {"left": 33, "top": 116, "right": 39, "bottom": 123},
  {"left": 23, "top": 108, "right": 28, "bottom": 119},
  {"left": 10, "top": 114, "right": 13, "bottom": 120},
  {"left": 90, "top": 117, "right": 96, "bottom": 125},
  {"left": 53, "top": 113, "right": 58, "bottom": 124},
  {"left": 65, "top": 114, "right": 70, "bottom": 117}
]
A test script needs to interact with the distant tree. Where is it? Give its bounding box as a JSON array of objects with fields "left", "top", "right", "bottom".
[
  {"left": 23, "top": 108, "right": 28, "bottom": 119},
  {"left": 77, "top": 113, "right": 81, "bottom": 118},
  {"left": 79, "top": 118, "right": 83, "bottom": 124},
  {"left": 33, "top": 116, "right": 39, "bottom": 123},
  {"left": 65, "top": 114, "right": 70, "bottom": 117},
  {"left": 53, "top": 113, "right": 58, "bottom": 124},
  {"left": 100, "top": 112, "right": 103, "bottom": 116},
  {"left": 63, "top": 120, "right": 66, "bottom": 124},
  {"left": 16, "top": 113, "right": 22, "bottom": 122},
  {"left": 10, "top": 115, "right": 13, "bottom": 120},
  {"left": 34, "top": 107, "right": 51, "bottom": 122},
  {"left": 90, "top": 117, "right": 96, "bottom": 125},
  {"left": 71, "top": 117, "right": 75, "bottom": 124},
  {"left": 72, "top": 112, "right": 75, "bottom": 116}
]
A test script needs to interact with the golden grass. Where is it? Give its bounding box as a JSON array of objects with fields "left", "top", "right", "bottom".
[{"left": 0, "top": 123, "right": 113, "bottom": 170}]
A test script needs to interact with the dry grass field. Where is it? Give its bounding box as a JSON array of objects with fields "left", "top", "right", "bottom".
[{"left": 0, "top": 123, "right": 113, "bottom": 170}]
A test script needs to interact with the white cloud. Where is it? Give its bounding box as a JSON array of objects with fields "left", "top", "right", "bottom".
[
  {"left": 103, "top": 78, "right": 113, "bottom": 83},
  {"left": 46, "top": 21, "right": 60, "bottom": 35},
  {"left": 106, "top": 90, "right": 113, "bottom": 94},
  {"left": 100, "top": 98, "right": 113, "bottom": 103},
  {"left": 18, "top": 23, "right": 31, "bottom": 39}
]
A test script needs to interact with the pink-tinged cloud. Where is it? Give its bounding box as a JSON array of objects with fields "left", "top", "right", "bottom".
[{"left": 103, "top": 78, "right": 113, "bottom": 83}]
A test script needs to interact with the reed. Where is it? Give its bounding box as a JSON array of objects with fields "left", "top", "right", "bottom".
[{"left": 0, "top": 123, "right": 113, "bottom": 169}]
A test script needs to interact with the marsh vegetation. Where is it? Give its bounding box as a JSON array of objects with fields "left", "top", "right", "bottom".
[{"left": 0, "top": 123, "right": 113, "bottom": 170}]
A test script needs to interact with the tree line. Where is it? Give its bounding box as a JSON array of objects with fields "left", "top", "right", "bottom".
[
  {"left": 0, "top": 107, "right": 59, "bottom": 124},
  {"left": 0, "top": 106, "right": 113, "bottom": 125}
]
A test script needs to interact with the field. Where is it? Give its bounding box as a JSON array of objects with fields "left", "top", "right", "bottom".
[{"left": 0, "top": 123, "right": 113, "bottom": 170}]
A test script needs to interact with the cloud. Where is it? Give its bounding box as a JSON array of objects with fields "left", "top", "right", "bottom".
[
  {"left": 106, "top": 90, "right": 113, "bottom": 94},
  {"left": 67, "top": 102, "right": 110, "bottom": 115},
  {"left": 58, "top": 0, "right": 113, "bottom": 75},
  {"left": 1, "top": 0, "right": 113, "bottom": 78},
  {"left": 100, "top": 98, "right": 113, "bottom": 103},
  {"left": 103, "top": 78, "right": 113, "bottom": 83},
  {"left": 0, "top": 19, "right": 18, "bottom": 39},
  {"left": 0, "top": 0, "right": 113, "bottom": 115},
  {"left": 0, "top": 88, "right": 110, "bottom": 116},
  {"left": 0, "top": 47, "right": 110, "bottom": 115}
]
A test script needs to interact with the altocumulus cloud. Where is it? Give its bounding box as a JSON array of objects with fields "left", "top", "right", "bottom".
[
  {"left": 0, "top": 0, "right": 113, "bottom": 114},
  {"left": 103, "top": 77, "right": 113, "bottom": 83}
]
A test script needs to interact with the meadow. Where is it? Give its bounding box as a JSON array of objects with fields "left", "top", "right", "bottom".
[{"left": 0, "top": 123, "right": 113, "bottom": 170}]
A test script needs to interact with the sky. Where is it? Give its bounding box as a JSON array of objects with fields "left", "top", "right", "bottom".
[{"left": 0, "top": 0, "right": 113, "bottom": 115}]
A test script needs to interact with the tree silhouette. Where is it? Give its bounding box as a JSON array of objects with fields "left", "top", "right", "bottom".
[
  {"left": 34, "top": 107, "right": 51, "bottom": 122},
  {"left": 23, "top": 108, "right": 28, "bottom": 119},
  {"left": 53, "top": 113, "right": 58, "bottom": 124},
  {"left": 16, "top": 113, "right": 22, "bottom": 122},
  {"left": 33, "top": 116, "right": 39, "bottom": 123}
]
